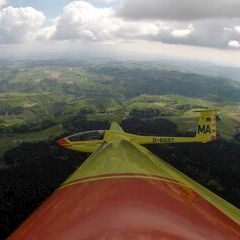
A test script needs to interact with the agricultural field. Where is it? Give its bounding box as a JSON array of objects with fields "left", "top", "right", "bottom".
[
  {"left": 0, "top": 125, "right": 64, "bottom": 164},
  {"left": 0, "top": 60, "right": 240, "bottom": 161}
]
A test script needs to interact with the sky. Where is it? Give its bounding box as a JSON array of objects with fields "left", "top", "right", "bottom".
[{"left": 1, "top": 0, "right": 240, "bottom": 66}]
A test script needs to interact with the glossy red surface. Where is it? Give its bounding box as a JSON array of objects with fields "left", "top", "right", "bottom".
[
  {"left": 8, "top": 177, "right": 240, "bottom": 240},
  {"left": 56, "top": 138, "right": 69, "bottom": 146}
]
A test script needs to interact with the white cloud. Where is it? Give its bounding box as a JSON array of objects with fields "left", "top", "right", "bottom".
[
  {"left": 0, "top": 6, "right": 46, "bottom": 44},
  {"left": 228, "top": 40, "right": 240, "bottom": 48},
  {"left": 234, "top": 26, "right": 240, "bottom": 34},
  {"left": 223, "top": 25, "right": 240, "bottom": 34},
  {"left": 53, "top": 1, "right": 119, "bottom": 41},
  {"left": 114, "top": 21, "right": 163, "bottom": 40},
  {"left": 36, "top": 25, "right": 56, "bottom": 41},
  {"left": 171, "top": 25, "right": 193, "bottom": 38}
]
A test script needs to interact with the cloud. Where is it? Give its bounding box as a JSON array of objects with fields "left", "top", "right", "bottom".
[
  {"left": 0, "top": 0, "right": 7, "bottom": 7},
  {"left": 0, "top": 0, "right": 240, "bottom": 52},
  {"left": 0, "top": 6, "right": 46, "bottom": 44},
  {"left": 235, "top": 26, "right": 240, "bottom": 34},
  {"left": 228, "top": 40, "right": 240, "bottom": 48},
  {"left": 1, "top": 1, "right": 240, "bottom": 65},
  {"left": 171, "top": 25, "right": 193, "bottom": 38},
  {"left": 114, "top": 21, "right": 161, "bottom": 40},
  {"left": 36, "top": 25, "right": 56, "bottom": 41},
  {"left": 52, "top": 1, "right": 196, "bottom": 44},
  {"left": 115, "top": 18, "right": 240, "bottom": 50},
  {"left": 117, "top": 0, "right": 240, "bottom": 20},
  {"left": 52, "top": 1, "right": 118, "bottom": 42},
  {"left": 50, "top": 1, "right": 240, "bottom": 50}
]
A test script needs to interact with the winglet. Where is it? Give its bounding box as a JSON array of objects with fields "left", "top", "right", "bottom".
[
  {"left": 195, "top": 109, "right": 218, "bottom": 143},
  {"left": 110, "top": 122, "right": 125, "bottom": 132}
]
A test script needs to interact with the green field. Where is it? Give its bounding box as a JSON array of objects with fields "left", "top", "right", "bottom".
[
  {"left": 1, "top": 93, "right": 239, "bottom": 161},
  {"left": 0, "top": 138, "right": 17, "bottom": 160},
  {"left": 15, "top": 125, "right": 64, "bottom": 141},
  {"left": 0, "top": 61, "right": 240, "bottom": 161},
  {"left": 0, "top": 125, "right": 64, "bottom": 163}
]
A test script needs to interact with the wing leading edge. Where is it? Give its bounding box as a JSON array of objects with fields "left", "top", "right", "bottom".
[
  {"left": 8, "top": 139, "right": 240, "bottom": 240},
  {"left": 110, "top": 121, "right": 125, "bottom": 132}
]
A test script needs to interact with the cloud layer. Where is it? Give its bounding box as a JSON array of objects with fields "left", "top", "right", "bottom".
[
  {"left": 51, "top": 1, "right": 240, "bottom": 50},
  {"left": 117, "top": 0, "right": 240, "bottom": 20},
  {"left": 0, "top": 0, "right": 240, "bottom": 52}
]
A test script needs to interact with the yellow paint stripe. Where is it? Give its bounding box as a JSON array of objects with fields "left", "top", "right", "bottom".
[{"left": 59, "top": 173, "right": 187, "bottom": 190}]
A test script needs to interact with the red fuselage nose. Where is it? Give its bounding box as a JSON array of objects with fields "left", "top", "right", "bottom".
[{"left": 57, "top": 138, "right": 69, "bottom": 146}]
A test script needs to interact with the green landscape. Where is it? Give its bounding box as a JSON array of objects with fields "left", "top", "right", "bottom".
[{"left": 0, "top": 60, "right": 240, "bottom": 162}]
